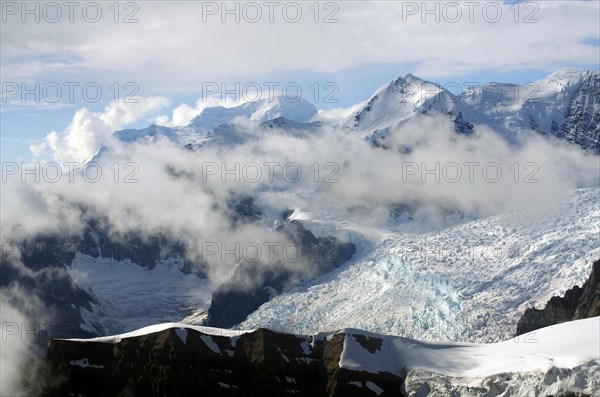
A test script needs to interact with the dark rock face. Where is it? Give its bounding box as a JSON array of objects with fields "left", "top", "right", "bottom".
[
  {"left": 452, "top": 111, "right": 475, "bottom": 135},
  {"left": 1, "top": 235, "right": 97, "bottom": 347},
  {"left": 230, "top": 196, "right": 263, "bottom": 224},
  {"left": 558, "top": 73, "right": 600, "bottom": 153},
  {"left": 206, "top": 220, "right": 356, "bottom": 328},
  {"left": 516, "top": 259, "right": 600, "bottom": 335},
  {"left": 75, "top": 218, "right": 205, "bottom": 271},
  {"left": 41, "top": 328, "right": 402, "bottom": 397}
]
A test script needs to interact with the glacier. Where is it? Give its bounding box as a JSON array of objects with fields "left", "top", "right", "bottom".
[{"left": 240, "top": 188, "right": 600, "bottom": 343}]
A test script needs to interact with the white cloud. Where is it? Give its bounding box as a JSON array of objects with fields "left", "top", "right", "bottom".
[
  {"left": 9, "top": 113, "right": 600, "bottom": 255},
  {"left": 30, "top": 96, "right": 171, "bottom": 162},
  {"left": 0, "top": 285, "right": 48, "bottom": 397},
  {"left": 314, "top": 101, "right": 368, "bottom": 121},
  {"left": 2, "top": 1, "right": 598, "bottom": 91},
  {"left": 155, "top": 96, "right": 241, "bottom": 127},
  {"left": 0, "top": 298, "right": 29, "bottom": 397}
]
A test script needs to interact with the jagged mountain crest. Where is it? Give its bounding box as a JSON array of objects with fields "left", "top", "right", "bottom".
[{"left": 558, "top": 72, "right": 600, "bottom": 151}]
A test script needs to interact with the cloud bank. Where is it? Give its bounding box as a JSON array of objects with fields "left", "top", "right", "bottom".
[
  {"left": 29, "top": 96, "right": 171, "bottom": 163},
  {"left": 2, "top": 1, "right": 598, "bottom": 91}
]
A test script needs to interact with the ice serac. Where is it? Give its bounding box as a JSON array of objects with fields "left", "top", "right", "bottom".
[
  {"left": 40, "top": 318, "right": 599, "bottom": 396},
  {"left": 516, "top": 258, "right": 600, "bottom": 335},
  {"left": 240, "top": 189, "right": 600, "bottom": 343}
]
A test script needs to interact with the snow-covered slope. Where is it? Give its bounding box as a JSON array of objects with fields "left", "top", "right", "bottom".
[
  {"left": 241, "top": 188, "right": 600, "bottom": 343},
  {"left": 103, "top": 96, "right": 317, "bottom": 147},
  {"left": 62, "top": 316, "right": 600, "bottom": 376},
  {"left": 113, "top": 123, "right": 181, "bottom": 143},
  {"left": 62, "top": 322, "right": 251, "bottom": 343},
  {"left": 337, "top": 317, "right": 600, "bottom": 378},
  {"left": 192, "top": 117, "right": 324, "bottom": 149},
  {"left": 399, "top": 317, "right": 600, "bottom": 396}
]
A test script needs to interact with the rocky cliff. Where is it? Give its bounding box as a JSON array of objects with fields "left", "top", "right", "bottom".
[
  {"left": 38, "top": 318, "right": 600, "bottom": 397},
  {"left": 516, "top": 259, "right": 600, "bottom": 335},
  {"left": 41, "top": 327, "right": 401, "bottom": 397}
]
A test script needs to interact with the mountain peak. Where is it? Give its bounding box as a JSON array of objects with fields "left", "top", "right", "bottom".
[
  {"left": 402, "top": 73, "right": 427, "bottom": 83},
  {"left": 249, "top": 94, "right": 318, "bottom": 123},
  {"left": 384, "top": 73, "right": 430, "bottom": 91},
  {"left": 344, "top": 73, "right": 452, "bottom": 132}
]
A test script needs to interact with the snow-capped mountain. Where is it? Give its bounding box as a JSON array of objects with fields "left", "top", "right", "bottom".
[
  {"left": 189, "top": 95, "right": 318, "bottom": 131},
  {"left": 458, "top": 70, "right": 600, "bottom": 146},
  {"left": 112, "top": 96, "right": 318, "bottom": 145},
  {"left": 84, "top": 95, "right": 319, "bottom": 162},
  {"left": 8, "top": 71, "right": 599, "bottom": 343},
  {"left": 342, "top": 70, "right": 600, "bottom": 153},
  {"left": 341, "top": 74, "right": 455, "bottom": 132}
]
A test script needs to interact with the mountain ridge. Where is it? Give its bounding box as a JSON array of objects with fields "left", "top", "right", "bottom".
[
  {"left": 95, "top": 70, "right": 600, "bottom": 157},
  {"left": 38, "top": 317, "right": 600, "bottom": 396},
  {"left": 341, "top": 70, "right": 600, "bottom": 153}
]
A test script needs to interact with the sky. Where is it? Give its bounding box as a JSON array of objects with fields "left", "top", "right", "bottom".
[{"left": 1, "top": 0, "right": 599, "bottom": 162}]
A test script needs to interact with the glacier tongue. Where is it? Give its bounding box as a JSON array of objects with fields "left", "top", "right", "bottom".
[
  {"left": 240, "top": 188, "right": 600, "bottom": 343},
  {"left": 67, "top": 255, "right": 214, "bottom": 335}
]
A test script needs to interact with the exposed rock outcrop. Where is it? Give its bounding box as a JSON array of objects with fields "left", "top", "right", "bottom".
[
  {"left": 516, "top": 259, "right": 600, "bottom": 335},
  {"left": 1, "top": 224, "right": 207, "bottom": 346},
  {"left": 206, "top": 219, "right": 356, "bottom": 328},
  {"left": 38, "top": 316, "right": 600, "bottom": 397},
  {"left": 41, "top": 328, "right": 401, "bottom": 397}
]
